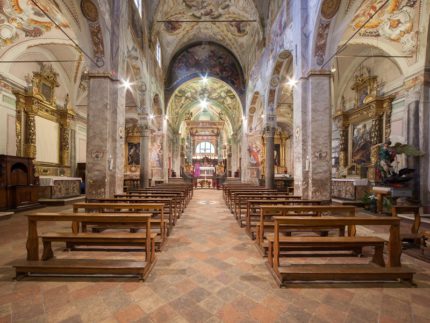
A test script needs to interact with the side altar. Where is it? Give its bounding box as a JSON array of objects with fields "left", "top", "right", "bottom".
[
  {"left": 332, "top": 178, "right": 368, "bottom": 201},
  {"left": 38, "top": 176, "right": 82, "bottom": 199}
]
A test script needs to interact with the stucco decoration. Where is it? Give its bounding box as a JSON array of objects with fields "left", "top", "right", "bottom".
[
  {"left": 80, "top": 0, "right": 104, "bottom": 64},
  {"left": 351, "top": 0, "right": 420, "bottom": 54},
  {"left": 0, "top": 0, "right": 69, "bottom": 45},
  {"left": 167, "top": 42, "right": 245, "bottom": 94},
  {"left": 315, "top": 19, "right": 331, "bottom": 65},
  {"left": 183, "top": 0, "right": 231, "bottom": 19},
  {"left": 321, "top": 0, "right": 342, "bottom": 19}
]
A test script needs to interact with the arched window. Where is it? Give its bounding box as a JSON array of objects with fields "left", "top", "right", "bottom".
[
  {"left": 156, "top": 39, "right": 162, "bottom": 67},
  {"left": 196, "top": 142, "right": 215, "bottom": 154},
  {"left": 133, "top": 0, "right": 142, "bottom": 17}
]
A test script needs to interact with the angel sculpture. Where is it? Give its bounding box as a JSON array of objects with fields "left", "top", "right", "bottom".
[{"left": 376, "top": 141, "right": 424, "bottom": 184}]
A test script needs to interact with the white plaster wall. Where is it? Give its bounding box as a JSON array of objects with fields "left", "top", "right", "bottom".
[
  {"left": 35, "top": 116, "right": 59, "bottom": 164},
  {"left": 76, "top": 123, "right": 87, "bottom": 163},
  {"left": 0, "top": 93, "right": 17, "bottom": 155}
]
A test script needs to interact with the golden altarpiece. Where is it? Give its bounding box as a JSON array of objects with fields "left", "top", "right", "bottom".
[
  {"left": 332, "top": 66, "right": 393, "bottom": 200},
  {"left": 13, "top": 63, "right": 75, "bottom": 177}
]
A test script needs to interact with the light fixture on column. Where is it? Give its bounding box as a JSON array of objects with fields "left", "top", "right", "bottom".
[
  {"left": 149, "top": 114, "right": 154, "bottom": 120},
  {"left": 200, "top": 98, "right": 208, "bottom": 111},
  {"left": 286, "top": 77, "right": 298, "bottom": 88},
  {"left": 121, "top": 79, "right": 133, "bottom": 90},
  {"left": 201, "top": 74, "right": 208, "bottom": 84}
]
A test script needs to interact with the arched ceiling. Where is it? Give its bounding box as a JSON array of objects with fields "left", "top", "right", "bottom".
[
  {"left": 167, "top": 77, "right": 243, "bottom": 135},
  {"left": 151, "top": 0, "right": 263, "bottom": 76}
]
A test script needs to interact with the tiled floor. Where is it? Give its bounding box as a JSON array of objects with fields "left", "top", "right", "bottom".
[{"left": 1, "top": 190, "right": 430, "bottom": 323}]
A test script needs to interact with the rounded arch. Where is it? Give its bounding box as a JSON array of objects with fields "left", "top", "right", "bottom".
[
  {"left": 266, "top": 50, "right": 293, "bottom": 111},
  {"left": 165, "top": 41, "right": 246, "bottom": 100}
]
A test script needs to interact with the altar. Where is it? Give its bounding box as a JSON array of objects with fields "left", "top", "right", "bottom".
[
  {"left": 38, "top": 176, "right": 82, "bottom": 199},
  {"left": 197, "top": 166, "right": 215, "bottom": 188},
  {"left": 331, "top": 178, "right": 368, "bottom": 201}
]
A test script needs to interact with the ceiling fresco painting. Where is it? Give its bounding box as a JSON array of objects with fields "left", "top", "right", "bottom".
[
  {"left": 167, "top": 42, "right": 245, "bottom": 95},
  {"left": 152, "top": 0, "right": 262, "bottom": 75},
  {"left": 349, "top": 0, "right": 420, "bottom": 54},
  {"left": 0, "top": 0, "right": 69, "bottom": 46},
  {"left": 167, "top": 77, "right": 242, "bottom": 135}
]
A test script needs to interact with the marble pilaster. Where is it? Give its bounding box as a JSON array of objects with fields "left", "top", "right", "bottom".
[
  {"left": 264, "top": 126, "right": 275, "bottom": 189},
  {"left": 294, "top": 71, "right": 332, "bottom": 200},
  {"left": 86, "top": 74, "right": 125, "bottom": 198},
  {"left": 140, "top": 123, "right": 151, "bottom": 188}
]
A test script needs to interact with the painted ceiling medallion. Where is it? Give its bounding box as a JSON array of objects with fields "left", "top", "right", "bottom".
[
  {"left": 321, "top": 0, "right": 341, "bottom": 20},
  {"left": 183, "top": 0, "right": 231, "bottom": 19},
  {"left": 80, "top": 0, "right": 98, "bottom": 22},
  {"left": 0, "top": 0, "right": 69, "bottom": 39}
]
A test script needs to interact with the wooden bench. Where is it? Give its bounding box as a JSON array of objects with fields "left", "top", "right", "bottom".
[
  {"left": 246, "top": 199, "right": 322, "bottom": 239},
  {"left": 73, "top": 202, "right": 166, "bottom": 250},
  {"left": 128, "top": 190, "right": 187, "bottom": 211},
  {"left": 270, "top": 216, "right": 415, "bottom": 286},
  {"left": 226, "top": 189, "right": 276, "bottom": 210},
  {"left": 233, "top": 194, "right": 302, "bottom": 225},
  {"left": 116, "top": 192, "right": 184, "bottom": 215},
  {"left": 13, "top": 212, "right": 156, "bottom": 280},
  {"left": 87, "top": 197, "right": 177, "bottom": 230},
  {"left": 41, "top": 231, "right": 157, "bottom": 262},
  {"left": 392, "top": 205, "right": 421, "bottom": 244},
  {"left": 257, "top": 205, "right": 356, "bottom": 255}
]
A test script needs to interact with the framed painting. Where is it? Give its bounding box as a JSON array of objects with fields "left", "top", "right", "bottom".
[
  {"left": 127, "top": 142, "right": 140, "bottom": 166},
  {"left": 350, "top": 120, "right": 372, "bottom": 165}
]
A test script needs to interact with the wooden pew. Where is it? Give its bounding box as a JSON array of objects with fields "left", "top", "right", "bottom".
[
  {"left": 86, "top": 197, "right": 177, "bottom": 231},
  {"left": 156, "top": 183, "right": 193, "bottom": 199},
  {"left": 13, "top": 212, "right": 156, "bottom": 280},
  {"left": 226, "top": 188, "right": 276, "bottom": 210},
  {"left": 270, "top": 215, "right": 415, "bottom": 286},
  {"left": 245, "top": 199, "right": 321, "bottom": 239},
  {"left": 222, "top": 184, "right": 259, "bottom": 201},
  {"left": 117, "top": 192, "right": 184, "bottom": 215},
  {"left": 129, "top": 189, "right": 188, "bottom": 209},
  {"left": 73, "top": 202, "right": 166, "bottom": 250},
  {"left": 392, "top": 205, "right": 421, "bottom": 244},
  {"left": 257, "top": 205, "right": 356, "bottom": 255},
  {"left": 233, "top": 193, "right": 302, "bottom": 224}
]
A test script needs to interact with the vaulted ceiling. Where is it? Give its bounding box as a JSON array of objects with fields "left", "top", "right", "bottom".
[
  {"left": 167, "top": 77, "right": 243, "bottom": 135},
  {"left": 151, "top": 0, "right": 265, "bottom": 77}
]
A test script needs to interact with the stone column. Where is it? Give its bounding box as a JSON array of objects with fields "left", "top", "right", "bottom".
[
  {"left": 139, "top": 120, "right": 151, "bottom": 188},
  {"left": 264, "top": 126, "right": 275, "bottom": 188},
  {"left": 86, "top": 73, "right": 125, "bottom": 198},
  {"left": 294, "top": 71, "right": 332, "bottom": 200},
  {"left": 264, "top": 112, "right": 276, "bottom": 189}
]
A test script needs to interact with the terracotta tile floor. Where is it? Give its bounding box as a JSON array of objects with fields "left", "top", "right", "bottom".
[{"left": 0, "top": 190, "right": 430, "bottom": 323}]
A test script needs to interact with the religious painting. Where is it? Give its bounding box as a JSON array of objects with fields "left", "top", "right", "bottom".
[
  {"left": 351, "top": 0, "right": 420, "bottom": 54},
  {"left": 150, "top": 136, "right": 163, "bottom": 168},
  {"left": 127, "top": 142, "right": 140, "bottom": 165},
  {"left": 168, "top": 42, "right": 245, "bottom": 94},
  {"left": 351, "top": 120, "right": 373, "bottom": 165},
  {"left": 0, "top": 0, "right": 69, "bottom": 46},
  {"left": 247, "top": 134, "right": 262, "bottom": 168}
]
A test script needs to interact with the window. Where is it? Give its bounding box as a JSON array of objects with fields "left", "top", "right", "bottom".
[
  {"left": 133, "top": 0, "right": 142, "bottom": 17},
  {"left": 196, "top": 142, "right": 215, "bottom": 154},
  {"left": 156, "top": 39, "right": 162, "bottom": 67}
]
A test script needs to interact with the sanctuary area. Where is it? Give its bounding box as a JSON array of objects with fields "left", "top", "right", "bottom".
[{"left": 0, "top": 0, "right": 430, "bottom": 322}]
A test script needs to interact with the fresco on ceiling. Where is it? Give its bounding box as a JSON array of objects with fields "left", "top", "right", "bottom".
[
  {"left": 351, "top": 0, "right": 420, "bottom": 54},
  {"left": 168, "top": 43, "right": 245, "bottom": 94},
  {"left": 0, "top": 0, "right": 69, "bottom": 46},
  {"left": 183, "top": 0, "right": 231, "bottom": 19}
]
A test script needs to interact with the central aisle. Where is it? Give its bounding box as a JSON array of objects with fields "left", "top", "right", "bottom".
[{"left": 144, "top": 189, "right": 285, "bottom": 322}]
